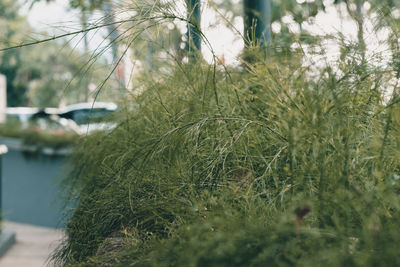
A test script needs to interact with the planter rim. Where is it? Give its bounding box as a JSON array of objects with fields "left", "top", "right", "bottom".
[{"left": 0, "top": 137, "right": 72, "bottom": 156}]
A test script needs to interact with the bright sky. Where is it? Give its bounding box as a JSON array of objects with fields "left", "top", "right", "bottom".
[
  {"left": 19, "top": 0, "right": 390, "bottom": 67},
  {"left": 20, "top": 0, "right": 88, "bottom": 40},
  {"left": 20, "top": 0, "right": 244, "bottom": 65}
]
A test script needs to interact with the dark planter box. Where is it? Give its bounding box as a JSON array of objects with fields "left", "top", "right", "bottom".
[{"left": 0, "top": 137, "right": 71, "bottom": 228}]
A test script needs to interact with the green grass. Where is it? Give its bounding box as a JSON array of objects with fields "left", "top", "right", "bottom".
[{"left": 52, "top": 53, "right": 400, "bottom": 266}]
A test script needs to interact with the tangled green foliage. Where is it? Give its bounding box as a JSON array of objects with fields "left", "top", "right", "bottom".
[{"left": 52, "top": 49, "right": 400, "bottom": 266}]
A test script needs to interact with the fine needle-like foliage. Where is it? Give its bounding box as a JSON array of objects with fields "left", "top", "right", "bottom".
[
  {"left": 46, "top": 1, "right": 400, "bottom": 266},
  {"left": 52, "top": 53, "right": 400, "bottom": 266}
]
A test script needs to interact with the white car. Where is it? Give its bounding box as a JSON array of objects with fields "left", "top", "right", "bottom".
[{"left": 6, "top": 107, "right": 39, "bottom": 125}]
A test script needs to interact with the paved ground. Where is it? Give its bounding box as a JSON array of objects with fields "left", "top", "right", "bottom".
[{"left": 0, "top": 221, "right": 63, "bottom": 267}]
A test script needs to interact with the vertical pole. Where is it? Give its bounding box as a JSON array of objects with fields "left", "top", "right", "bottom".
[
  {"left": 146, "top": 43, "right": 154, "bottom": 71},
  {"left": 0, "top": 145, "right": 7, "bottom": 228},
  {"left": 186, "top": 0, "right": 201, "bottom": 59},
  {"left": 103, "top": 1, "right": 118, "bottom": 64},
  {"left": 243, "top": 0, "right": 272, "bottom": 47},
  {"left": 0, "top": 74, "right": 6, "bottom": 123},
  {"left": 0, "top": 152, "right": 2, "bottom": 226},
  {"left": 355, "top": 0, "right": 365, "bottom": 63},
  {"left": 102, "top": 0, "right": 126, "bottom": 92},
  {"left": 81, "top": 8, "right": 90, "bottom": 102}
]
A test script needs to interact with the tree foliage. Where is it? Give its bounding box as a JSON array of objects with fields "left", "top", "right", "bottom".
[
  {"left": 0, "top": 0, "right": 31, "bottom": 106},
  {"left": 0, "top": 0, "right": 116, "bottom": 106}
]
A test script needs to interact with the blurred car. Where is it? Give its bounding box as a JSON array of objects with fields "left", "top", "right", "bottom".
[
  {"left": 6, "top": 107, "right": 39, "bottom": 125},
  {"left": 58, "top": 102, "right": 117, "bottom": 124},
  {"left": 5, "top": 102, "right": 118, "bottom": 135},
  {"left": 58, "top": 102, "right": 118, "bottom": 134},
  {"left": 28, "top": 111, "right": 81, "bottom": 135},
  {"left": 6, "top": 107, "right": 61, "bottom": 126}
]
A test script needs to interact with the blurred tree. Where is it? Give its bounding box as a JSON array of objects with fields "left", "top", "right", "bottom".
[
  {"left": 243, "top": 0, "right": 272, "bottom": 47},
  {"left": 343, "top": 0, "right": 400, "bottom": 66},
  {"left": 31, "top": 0, "right": 120, "bottom": 93},
  {"left": 0, "top": 0, "right": 114, "bottom": 107},
  {"left": 0, "top": 0, "right": 32, "bottom": 106},
  {"left": 15, "top": 41, "right": 113, "bottom": 107},
  {"left": 31, "top": 0, "right": 122, "bottom": 82},
  {"left": 186, "top": 0, "right": 201, "bottom": 59},
  {"left": 334, "top": 0, "right": 366, "bottom": 62},
  {"left": 216, "top": 0, "right": 325, "bottom": 58}
]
